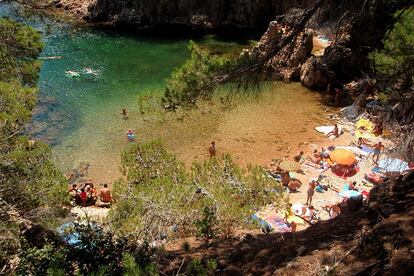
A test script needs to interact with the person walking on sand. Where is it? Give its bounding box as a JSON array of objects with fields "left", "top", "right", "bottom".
[
  {"left": 209, "top": 141, "right": 216, "bottom": 158},
  {"left": 306, "top": 179, "right": 317, "bottom": 205},
  {"left": 372, "top": 141, "right": 384, "bottom": 165}
]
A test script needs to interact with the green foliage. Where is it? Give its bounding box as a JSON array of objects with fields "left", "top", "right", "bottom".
[
  {"left": 194, "top": 206, "right": 218, "bottom": 239},
  {"left": 186, "top": 258, "right": 217, "bottom": 276},
  {"left": 0, "top": 18, "right": 67, "bottom": 271},
  {"left": 16, "top": 243, "right": 69, "bottom": 276},
  {"left": 0, "top": 18, "right": 44, "bottom": 86},
  {"left": 122, "top": 252, "right": 158, "bottom": 276},
  {"left": 161, "top": 41, "right": 235, "bottom": 110},
  {"left": 17, "top": 223, "right": 156, "bottom": 275},
  {"left": 206, "top": 258, "right": 218, "bottom": 272},
  {"left": 110, "top": 141, "right": 285, "bottom": 239},
  {"left": 370, "top": 7, "right": 414, "bottom": 95},
  {"left": 181, "top": 240, "right": 191, "bottom": 252}
]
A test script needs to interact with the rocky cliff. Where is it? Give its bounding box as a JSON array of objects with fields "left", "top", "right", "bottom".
[{"left": 83, "top": 0, "right": 314, "bottom": 30}]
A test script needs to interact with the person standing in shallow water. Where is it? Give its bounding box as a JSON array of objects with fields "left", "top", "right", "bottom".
[
  {"left": 209, "top": 141, "right": 216, "bottom": 158},
  {"left": 126, "top": 129, "right": 135, "bottom": 141},
  {"left": 121, "top": 108, "right": 128, "bottom": 120}
]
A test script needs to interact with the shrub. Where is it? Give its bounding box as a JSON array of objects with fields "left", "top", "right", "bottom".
[
  {"left": 186, "top": 258, "right": 217, "bottom": 276},
  {"left": 109, "top": 141, "right": 286, "bottom": 239},
  {"left": 16, "top": 222, "right": 156, "bottom": 275},
  {"left": 181, "top": 240, "right": 191, "bottom": 252},
  {"left": 194, "top": 206, "right": 218, "bottom": 239},
  {"left": 370, "top": 7, "right": 414, "bottom": 95}
]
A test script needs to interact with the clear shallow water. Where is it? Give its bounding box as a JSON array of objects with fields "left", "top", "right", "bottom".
[{"left": 1, "top": 2, "right": 331, "bottom": 184}]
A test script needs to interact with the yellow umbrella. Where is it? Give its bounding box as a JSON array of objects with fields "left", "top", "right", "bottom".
[
  {"left": 330, "top": 148, "right": 357, "bottom": 165},
  {"left": 278, "top": 160, "right": 301, "bottom": 172}
]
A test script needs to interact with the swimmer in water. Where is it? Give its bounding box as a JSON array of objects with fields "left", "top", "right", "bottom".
[
  {"left": 66, "top": 70, "right": 80, "bottom": 77},
  {"left": 84, "top": 67, "right": 99, "bottom": 76},
  {"left": 121, "top": 108, "right": 128, "bottom": 120}
]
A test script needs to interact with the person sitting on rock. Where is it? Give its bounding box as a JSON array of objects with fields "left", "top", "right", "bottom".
[
  {"left": 79, "top": 188, "right": 87, "bottom": 207},
  {"left": 68, "top": 184, "right": 80, "bottom": 205},
  {"left": 97, "top": 184, "right": 114, "bottom": 208},
  {"left": 85, "top": 183, "right": 98, "bottom": 205}
]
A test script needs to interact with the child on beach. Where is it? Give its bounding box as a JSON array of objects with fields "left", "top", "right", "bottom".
[{"left": 127, "top": 129, "right": 135, "bottom": 141}]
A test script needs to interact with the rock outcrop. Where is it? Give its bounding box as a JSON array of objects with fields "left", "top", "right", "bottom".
[
  {"left": 83, "top": 0, "right": 308, "bottom": 30},
  {"left": 300, "top": 55, "right": 330, "bottom": 90},
  {"left": 241, "top": 21, "right": 314, "bottom": 82}
]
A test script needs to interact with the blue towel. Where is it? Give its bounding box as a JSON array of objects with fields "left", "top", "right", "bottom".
[
  {"left": 372, "top": 167, "right": 382, "bottom": 173},
  {"left": 361, "top": 145, "right": 374, "bottom": 153}
]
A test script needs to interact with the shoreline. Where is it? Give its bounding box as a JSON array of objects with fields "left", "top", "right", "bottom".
[{"left": 63, "top": 83, "right": 336, "bottom": 185}]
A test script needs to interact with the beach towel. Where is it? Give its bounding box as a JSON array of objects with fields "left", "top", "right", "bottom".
[
  {"left": 263, "top": 214, "right": 291, "bottom": 233},
  {"left": 315, "top": 125, "right": 343, "bottom": 135},
  {"left": 286, "top": 215, "right": 304, "bottom": 224},
  {"left": 355, "top": 130, "right": 376, "bottom": 140},
  {"left": 251, "top": 214, "right": 273, "bottom": 231},
  {"left": 339, "top": 190, "right": 361, "bottom": 198},
  {"left": 361, "top": 145, "right": 374, "bottom": 154},
  {"left": 378, "top": 158, "right": 409, "bottom": 173},
  {"left": 337, "top": 146, "right": 369, "bottom": 157},
  {"left": 252, "top": 213, "right": 291, "bottom": 233},
  {"left": 355, "top": 118, "right": 375, "bottom": 132}
]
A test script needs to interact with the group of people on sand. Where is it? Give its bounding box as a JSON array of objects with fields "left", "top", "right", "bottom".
[
  {"left": 68, "top": 182, "right": 115, "bottom": 208},
  {"left": 272, "top": 115, "right": 396, "bottom": 233}
]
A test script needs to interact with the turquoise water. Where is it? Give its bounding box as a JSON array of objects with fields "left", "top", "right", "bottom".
[
  {"left": 1, "top": 2, "right": 330, "bottom": 184},
  {"left": 0, "top": 2, "right": 251, "bottom": 181}
]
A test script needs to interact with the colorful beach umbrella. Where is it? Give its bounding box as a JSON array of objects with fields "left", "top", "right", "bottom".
[
  {"left": 330, "top": 148, "right": 357, "bottom": 165},
  {"left": 278, "top": 160, "right": 301, "bottom": 172}
]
